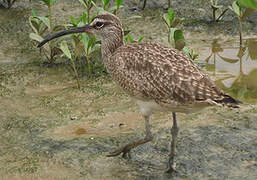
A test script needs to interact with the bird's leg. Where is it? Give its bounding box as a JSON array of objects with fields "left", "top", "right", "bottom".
[
  {"left": 141, "top": 0, "right": 147, "bottom": 10},
  {"left": 166, "top": 112, "right": 179, "bottom": 173},
  {"left": 107, "top": 115, "right": 153, "bottom": 158}
]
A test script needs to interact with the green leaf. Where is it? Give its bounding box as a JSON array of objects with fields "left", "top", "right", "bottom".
[
  {"left": 167, "top": 8, "right": 175, "bottom": 24},
  {"left": 69, "top": 16, "right": 76, "bottom": 26},
  {"left": 128, "top": 35, "right": 134, "bottom": 43},
  {"left": 115, "top": 0, "right": 124, "bottom": 8},
  {"left": 238, "top": 0, "right": 257, "bottom": 9},
  {"left": 50, "top": 0, "right": 56, "bottom": 4},
  {"left": 162, "top": 8, "right": 175, "bottom": 28},
  {"left": 87, "top": 36, "right": 97, "bottom": 53},
  {"left": 81, "top": 33, "right": 89, "bottom": 50},
  {"left": 109, "top": 5, "right": 118, "bottom": 13},
  {"left": 78, "top": 0, "right": 87, "bottom": 7},
  {"left": 29, "top": 17, "right": 39, "bottom": 34},
  {"left": 138, "top": 37, "right": 143, "bottom": 42},
  {"left": 182, "top": 47, "right": 198, "bottom": 60},
  {"left": 37, "top": 16, "right": 50, "bottom": 30},
  {"left": 53, "top": 25, "right": 65, "bottom": 31},
  {"left": 172, "top": 29, "right": 184, "bottom": 43},
  {"left": 231, "top": 1, "right": 241, "bottom": 16},
  {"left": 91, "top": 1, "right": 109, "bottom": 14},
  {"left": 29, "top": 33, "right": 44, "bottom": 42},
  {"left": 171, "top": 28, "right": 185, "bottom": 50},
  {"left": 163, "top": 13, "right": 170, "bottom": 27},
  {"left": 80, "top": 12, "right": 87, "bottom": 24},
  {"left": 182, "top": 46, "right": 190, "bottom": 54},
  {"left": 193, "top": 54, "right": 199, "bottom": 60},
  {"left": 30, "top": 32, "right": 50, "bottom": 52},
  {"left": 60, "top": 41, "right": 72, "bottom": 59},
  {"left": 64, "top": 23, "right": 74, "bottom": 28},
  {"left": 102, "top": 0, "right": 111, "bottom": 9},
  {"left": 31, "top": 9, "right": 37, "bottom": 17}
]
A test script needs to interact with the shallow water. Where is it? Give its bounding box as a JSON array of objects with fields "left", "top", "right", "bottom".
[
  {"left": 0, "top": 1, "right": 257, "bottom": 179},
  {"left": 199, "top": 38, "right": 257, "bottom": 103}
]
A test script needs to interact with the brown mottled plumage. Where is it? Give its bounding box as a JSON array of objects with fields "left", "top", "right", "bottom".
[
  {"left": 109, "top": 42, "right": 238, "bottom": 109},
  {"left": 38, "top": 13, "right": 241, "bottom": 173}
]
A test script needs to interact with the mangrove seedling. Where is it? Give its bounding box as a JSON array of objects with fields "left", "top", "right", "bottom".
[
  {"left": 60, "top": 41, "right": 80, "bottom": 89},
  {"left": 101, "top": 0, "right": 111, "bottom": 10},
  {"left": 230, "top": 1, "right": 244, "bottom": 46},
  {"left": 114, "top": 0, "right": 124, "bottom": 15},
  {"left": 124, "top": 34, "right": 143, "bottom": 44},
  {"left": 182, "top": 47, "right": 199, "bottom": 61},
  {"left": 78, "top": 0, "right": 96, "bottom": 23},
  {"left": 229, "top": 0, "right": 256, "bottom": 46},
  {"left": 65, "top": 14, "right": 100, "bottom": 76},
  {"left": 92, "top": 0, "right": 124, "bottom": 15},
  {"left": 210, "top": 0, "right": 228, "bottom": 22},
  {"left": 162, "top": 8, "right": 182, "bottom": 45},
  {"left": 29, "top": 0, "right": 64, "bottom": 64},
  {"left": 163, "top": 8, "right": 198, "bottom": 60}
]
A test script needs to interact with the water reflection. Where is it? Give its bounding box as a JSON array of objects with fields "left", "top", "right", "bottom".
[{"left": 202, "top": 38, "right": 257, "bottom": 103}]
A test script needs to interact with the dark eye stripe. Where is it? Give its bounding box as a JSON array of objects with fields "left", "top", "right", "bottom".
[{"left": 94, "top": 21, "right": 104, "bottom": 28}]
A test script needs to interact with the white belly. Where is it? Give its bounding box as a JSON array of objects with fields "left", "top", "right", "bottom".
[
  {"left": 136, "top": 100, "right": 163, "bottom": 117},
  {"left": 136, "top": 99, "right": 209, "bottom": 117}
]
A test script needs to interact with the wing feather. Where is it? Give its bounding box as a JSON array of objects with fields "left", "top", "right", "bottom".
[{"left": 106, "top": 42, "right": 237, "bottom": 107}]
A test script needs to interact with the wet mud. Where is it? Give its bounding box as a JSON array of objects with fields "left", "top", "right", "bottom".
[{"left": 0, "top": 0, "right": 257, "bottom": 179}]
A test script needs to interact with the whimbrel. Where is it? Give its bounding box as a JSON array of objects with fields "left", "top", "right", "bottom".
[{"left": 38, "top": 13, "right": 241, "bottom": 173}]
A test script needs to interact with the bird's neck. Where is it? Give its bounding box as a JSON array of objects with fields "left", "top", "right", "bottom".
[{"left": 101, "top": 31, "right": 124, "bottom": 61}]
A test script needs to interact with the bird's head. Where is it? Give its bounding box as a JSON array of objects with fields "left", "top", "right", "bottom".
[{"left": 37, "top": 13, "right": 123, "bottom": 48}]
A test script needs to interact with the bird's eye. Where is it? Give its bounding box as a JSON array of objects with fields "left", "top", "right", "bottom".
[{"left": 95, "top": 21, "right": 104, "bottom": 28}]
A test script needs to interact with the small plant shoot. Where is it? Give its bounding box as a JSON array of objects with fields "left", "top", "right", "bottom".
[
  {"left": 163, "top": 8, "right": 182, "bottom": 44},
  {"left": 162, "top": 8, "right": 198, "bottom": 60},
  {"left": 60, "top": 41, "right": 80, "bottom": 89},
  {"left": 210, "top": 0, "right": 228, "bottom": 22},
  {"left": 229, "top": 0, "right": 256, "bottom": 46},
  {"left": 124, "top": 34, "right": 143, "bottom": 44},
  {"left": 29, "top": 2, "right": 64, "bottom": 64}
]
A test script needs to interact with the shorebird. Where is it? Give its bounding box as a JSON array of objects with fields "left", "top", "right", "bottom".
[{"left": 38, "top": 13, "right": 241, "bottom": 173}]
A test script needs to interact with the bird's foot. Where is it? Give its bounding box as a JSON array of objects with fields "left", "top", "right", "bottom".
[
  {"left": 107, "top": 136, "right": 152, "bottom": 159},
  {"left": 165, "top": 162, "right": 177, "bottom": 173},
  {"left": 165, "top": 155, "right": 177, "bottom": 173},
  {"left": 106, "top": 145, "right": 132, "bottom": 159}
]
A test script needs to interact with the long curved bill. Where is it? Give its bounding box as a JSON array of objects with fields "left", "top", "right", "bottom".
[{"left": 37, "top": 24, "right": 90, "bottom": 48}]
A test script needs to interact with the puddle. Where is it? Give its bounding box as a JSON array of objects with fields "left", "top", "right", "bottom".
[
  {"left": 44, "top": 112, "right": 144, "bottom": 140},
  {"left": 200, "top": 38, "right": 257, "bottom": 103}
]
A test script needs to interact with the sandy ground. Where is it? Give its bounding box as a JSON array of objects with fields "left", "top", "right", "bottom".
[{"left": 0, "top": 0, "right": 257, "bottom": 179}]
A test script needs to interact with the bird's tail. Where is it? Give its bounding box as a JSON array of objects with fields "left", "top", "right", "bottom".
[{"left": 214, "top": 94, "right": 242, "bottom": 108}]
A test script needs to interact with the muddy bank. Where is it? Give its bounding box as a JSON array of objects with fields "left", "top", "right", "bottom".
[{"left": 0, "top": 0, "right": 257, "bottom": 179}]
